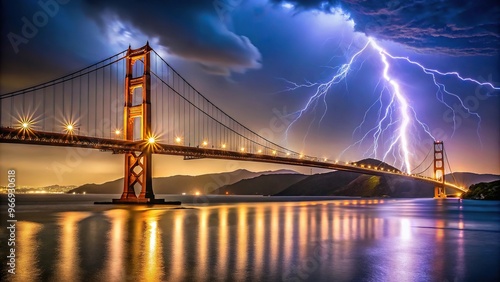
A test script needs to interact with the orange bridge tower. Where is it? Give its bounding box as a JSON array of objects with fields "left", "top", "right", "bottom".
[
  {"left": 113, "top": 43, "right": 156, "bottom": 203},
  {"left": 433, "top": 141, "right": 446, "bottom": 198}
]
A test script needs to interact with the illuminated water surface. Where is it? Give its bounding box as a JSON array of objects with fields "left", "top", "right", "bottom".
[{"left": 1, "top": 195, "right": 499, "bottom": 281}]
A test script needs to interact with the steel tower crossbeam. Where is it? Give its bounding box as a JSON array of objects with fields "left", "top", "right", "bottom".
[{"left": 114, "top": 43, "right": 155, "bottom": 203}]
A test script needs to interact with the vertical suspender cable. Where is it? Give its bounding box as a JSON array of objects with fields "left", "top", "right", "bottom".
[
  {"left": 95, "top": 66, "right": 97, "bottom": 136},
  {"left": 78, "top": 73, "right": 82, "bottom": 131},
  {"left": 52, "top": 80, "right": 55, "bottom": 131},
  {"left": 42, "top": 87, "right": 46, "bottom": 130},
  {"left": 100, "top": 63, "right": 104, "bottom": 137},
  {"left": 87, "top": 72, "right": 90, "bottom": 134}
]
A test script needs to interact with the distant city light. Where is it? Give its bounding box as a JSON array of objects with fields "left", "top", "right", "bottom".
[
  {"left": 258, "top": 149, "right": 262, "bottom": 154},
  {"left": 221, "top": 144, "right": 226, "bottom": 149},
  {"left": 114, "top": 129, "right": 121, "bottom": 135},
  {"left": 240, "top": 147, "right": 245, "bottom": 152},
  {"left": 202, "top": 140, "right": 208, "bottom": 147},
  {"left": 175, "top": 137, "right": 182, "bottom": 143},
  {"left": 195, "top": 191, "right": 200, "bottom": 196}
]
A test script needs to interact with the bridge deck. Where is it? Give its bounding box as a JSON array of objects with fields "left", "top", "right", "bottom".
[{"left": 0, "top": 127, "right": 466, "bottom": 192}]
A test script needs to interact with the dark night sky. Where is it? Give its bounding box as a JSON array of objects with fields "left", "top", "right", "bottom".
[{"left": 1, "top": 0, "right": 499, "bottom": 186}]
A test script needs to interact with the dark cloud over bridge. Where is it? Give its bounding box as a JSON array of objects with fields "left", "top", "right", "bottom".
[
  {"left": 82, "top": 0, "right": 262, "bottom": 75},
  {"left": 272, "top": 0, "right": 500, "bottom": 56}
]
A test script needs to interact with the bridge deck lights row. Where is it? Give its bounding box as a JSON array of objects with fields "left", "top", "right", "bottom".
[
  {"left": 14, "top": 119, "right": 442, "bottom": 183},
  {"left": 15, "top": 119, "right": 301, "bottom": 157},
  {"left": 11, "top": 124, "right": 445, "bottom": 184},
  {"left": 15, "top": 116, "right": 305, "bottom": 158}
]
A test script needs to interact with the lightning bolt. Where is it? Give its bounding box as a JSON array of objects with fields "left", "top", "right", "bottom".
[
  {"left": 382, "top": 53, "right": 499, "bottom": 141},
  {"left": 284, "top": 39, "right": 372, "bottom": 141},
  {"left": 284, "top": 37, "right": 499, "bottom": 174}
]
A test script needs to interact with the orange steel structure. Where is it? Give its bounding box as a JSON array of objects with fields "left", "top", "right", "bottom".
[
  {"left": 433, "top": 141, "right": 446, "bottom": 198},
  {"left": 114, "top": 43, "right": 155, "bottom": 203}
]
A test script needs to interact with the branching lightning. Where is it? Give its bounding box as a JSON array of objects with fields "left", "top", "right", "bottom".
[
  {"left": 284, "top": 40, "right": 372, "bottom": 140},
  {"left": 284, "top": 37, "right": 499, "bottom": 174}
]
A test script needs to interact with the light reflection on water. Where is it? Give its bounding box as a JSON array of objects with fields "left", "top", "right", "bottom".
[
  {"left": 54, "top": 212, "right": 92, "bottom": 281},
  {"left": 104, "top": 209, "right": 127, "bottom": 282},
  {"left": 1, "top": 198, "right": 499, "bottom": 281},
  {"left": 11, "top": 221, "right": 43, "bottom": 282}
]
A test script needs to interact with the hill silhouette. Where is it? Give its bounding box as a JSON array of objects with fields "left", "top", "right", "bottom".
[
  {"left": 445, "top": 172, "right": 499, "bottom": 188},
  {"left": 461, "top": 180, "right": 500, "bottom": 200},
  {"left": 275, "top": 159, "right": 498, "bottom": 197},
  {"left": 68, "top": 157, "right": 499, "bottom": 198},
  {"left": 68, "top": 169, "right": 298, "bottom": 194},
  {"left": 212, "top": 174, "right": 307, "bottom": 195}
]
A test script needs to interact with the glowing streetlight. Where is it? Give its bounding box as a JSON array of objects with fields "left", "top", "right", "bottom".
[
  {"left": 221, "top": 144, "right": 226, "bottom": 149},
  {"left": 272, "top": 150, "right": 277, "bottom": 155},
  {"left": 148, "top": 137, "right": 156, "bottom": 144},
  {"left": 257, "top": 149, "right": 262, "bottom": 154},
  {"left": 202, "top": 140, "right": 208, "bottom": 147},
  {"left": 175, "top": 137, "right": 182, "bottom": 144},
  {"left": 17, "top": 115, "right": 36, "bottom": 132},
  {"left": 286, "top": 152, "right": 290, "bottom": 156},
  {"left": 64, "top": 123, "right": 77, "bottom": 134},
  {"left": 114, "top": 129, "right": 121, "bottom": 135},
  {"left": 240, "top": 147, "right": 245, "bottom": 152}
]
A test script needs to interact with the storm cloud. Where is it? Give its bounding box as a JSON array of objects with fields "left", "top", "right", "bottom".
[
  {"left": 82, "top": 0, "right": 262, "bottom": 75},
  {"left": 273, "top": 0, "right": 500, "bottom": 55}
]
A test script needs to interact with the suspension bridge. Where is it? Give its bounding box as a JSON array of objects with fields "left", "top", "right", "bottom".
[{"left": 0, "top": 43, "right": 466, "bottom": 203}]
